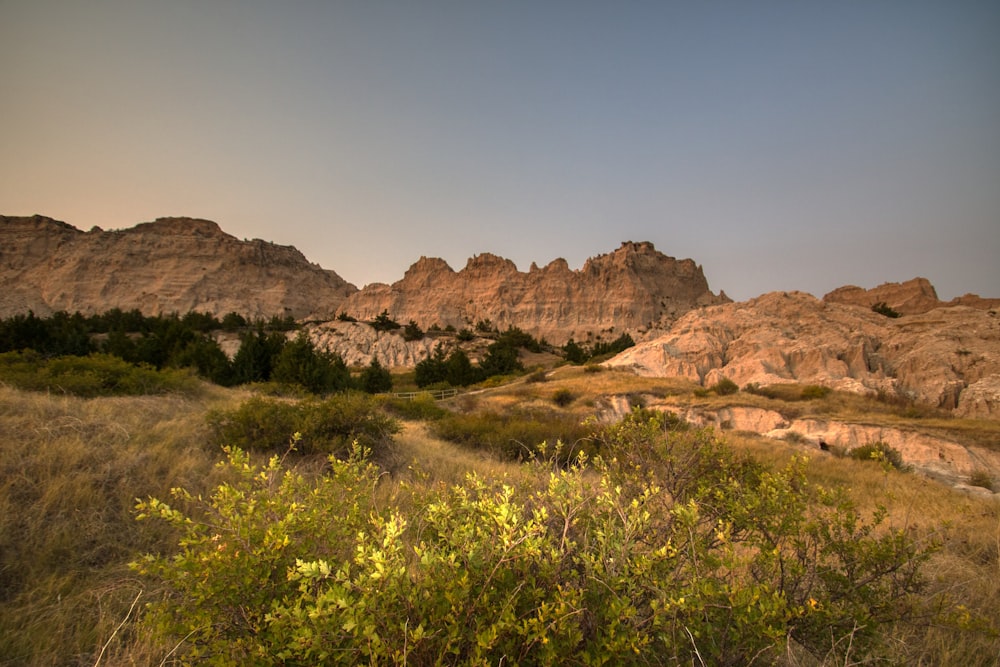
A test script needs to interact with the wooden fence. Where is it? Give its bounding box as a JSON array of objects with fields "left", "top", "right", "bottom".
[{"left": 389, "top": 388, "right": 460, "bottom": 401}]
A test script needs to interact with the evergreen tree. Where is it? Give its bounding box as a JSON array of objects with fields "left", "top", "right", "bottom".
[
  {"left": 232, "top": 327, "right": 286, "bottom": 384},
  {"left": 272, "top": 332, "right": 350, "bottom": 393},
  {"left": 415, "top": 344, "right": 448, "bottom": 388},
  {"left": 445, "top": 348, "right": 480, "bottom": 387},
  {"left": 359, "top": 357, "right": 393, "bottom": 394}
]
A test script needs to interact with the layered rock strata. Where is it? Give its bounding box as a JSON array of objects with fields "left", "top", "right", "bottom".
[
  {"left": 339, "top": 241, "right": 729, "bottom": 345},
  {"left": 605, "top": 291, "right": 1000, "bottom": 419},
  {"left": 0, "top": 215, "right": 356, "bottom": 320}
]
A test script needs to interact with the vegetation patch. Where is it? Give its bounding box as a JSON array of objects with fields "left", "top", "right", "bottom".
[
  {"left": 847, "top": 441, "right": 909, "bottom": 471},
  {"left": 207, "top": 393, "right": 399, "bottom": 462},
  {"left": 132, "top": 410, "right": 946, "bottom": 665},
  {"left": 0, "top": 350, "right": 198, "bottom": 396}
]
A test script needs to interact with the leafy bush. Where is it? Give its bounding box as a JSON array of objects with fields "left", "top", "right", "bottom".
[
  {"left": 849, "top": 441, "right": 908, "bottom": 471},
  {"left": 206, "top": 394, "right": 399, "bottom": 461},
  {"left": 0, "top": 351, "right": 197, "bottom": 396},
  {"left": 552, "top": 388, "right": 575, "bottom": 407},
  {"left": 710, "top": 376, "right": 740, "bottom": 395},
  {"left": 134, "top": 416, "right": 938, "bottom": 665}
]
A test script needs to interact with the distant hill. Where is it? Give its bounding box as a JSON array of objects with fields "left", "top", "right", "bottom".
[
  {"left": 0, "top": 216, "right": 728, "bottom": 343},
  {"left": 0, "top": 215, "right": 357, "bottom": 320}
]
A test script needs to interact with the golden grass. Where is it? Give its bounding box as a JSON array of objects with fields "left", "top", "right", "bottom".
[
  {"left": 0, "top": 383, "right": 238, "bottom": 665},
  {"left": 4, "top": 368, "right": 999, "bottom": 664}
]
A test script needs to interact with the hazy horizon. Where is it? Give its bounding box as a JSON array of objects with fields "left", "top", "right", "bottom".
[{"left": 2, "top": 2, "right": 998, "bottom": 301}]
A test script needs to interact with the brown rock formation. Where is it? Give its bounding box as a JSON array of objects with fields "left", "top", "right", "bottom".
[
  {"left": 339, "top": 241, "right": 729, "bottom": 344},
  {"left": 0, "top": 215, "right": 356, "bottom": 319},
  {"left": 823, "top": 277, "right": 1000, "bottom": 314},
  {"left": 606, "top": 290, "right": 1000, "bottom": 418}
]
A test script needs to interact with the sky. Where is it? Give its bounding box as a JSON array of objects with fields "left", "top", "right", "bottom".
[{"left": 2, "top": 1, "right": 998, "bottom": 302}]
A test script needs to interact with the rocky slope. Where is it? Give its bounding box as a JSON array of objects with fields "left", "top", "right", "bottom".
[
  {"left": 0, "top": 215, "right": 357, "bottom": 320},
  {"left": 605, "top": 290, "right": 1000, "bottom": 419},
  {"left": 339, "top": 241, "right": 729, "bottom": 345}
]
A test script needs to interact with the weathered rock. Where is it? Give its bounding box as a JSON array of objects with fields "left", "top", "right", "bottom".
[
  {"left": 0, "top": 215, "right": 357, "bottom": 319},
  {"left": 339, "top": 241, "right": 729, "bottom": 345},
  {"left": 305, "top": 321, "right": 448, "bottom": 368},
  {"left": 605, "top": 291, "right": 1000, "bottom": 418},
  {"left": 823, "top": 277, "right": 1000, "bottom": 315}
]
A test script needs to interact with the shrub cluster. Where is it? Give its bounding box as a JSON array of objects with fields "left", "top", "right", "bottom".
[
  {"left": 206, "top": 393, "right": 399, "bottom": 461},
  {"left": 134, "top": 410, "right": 938, "bottom": 665},
  {"left": 0, "top": 351, "right": 198, "bottom": 396},
  {"left": 848, "top": 441, "right": 908, "bottom": 471},
  {"left": 0, "top": 309, "right": 391, "bottom": 395},
  {"left": 414, "top": 339, "right": 525, "bottom": 388},
  {"left": 562, "top": 332, "right": 635, "bottom": 364},
  {"left": 429, "top": 409, "right": 594, "bottom": 462}
]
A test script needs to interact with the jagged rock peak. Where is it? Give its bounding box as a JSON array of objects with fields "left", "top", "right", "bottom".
[
  {"left": 463, "top": 252, "right": 519, "bottom": 273},
  {"left": 405, "top": 256, "right": 455, "bottom": 276},
  {"left": 339, "top": 240, "right": 726, "bottom": 344}
]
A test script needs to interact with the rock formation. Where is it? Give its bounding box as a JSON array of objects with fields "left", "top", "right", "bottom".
[
  {"left": 605, "top": 291, "right": 1000, "bottom": 419},
  {"left": 824, "top": 277, "right": 1000, "bottom": 314},
  {"left": 596, "top": 396, "right": 1000, "bottom": 486},
  {"left": 0, "top": 215, "right": 357, "bottom": 320},
  {"left": 339, "top": 241, "right": 729, "bottom": 345}
]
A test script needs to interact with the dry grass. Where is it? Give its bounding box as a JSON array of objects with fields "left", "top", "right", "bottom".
[
  {"left": 4, "top": 367, "right": 999, "bottom": 664},
  {"left": 0, "top": 383, "right": 239, "bottom": 666}
]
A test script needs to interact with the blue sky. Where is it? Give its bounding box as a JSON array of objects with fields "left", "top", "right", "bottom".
[{"left": 2, "top": 1, "right": 997, "bottom": 301}]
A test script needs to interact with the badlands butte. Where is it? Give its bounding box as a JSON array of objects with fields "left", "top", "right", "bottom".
[{"left": 3, "top": 215, "right": 1000, "bottom": 438}]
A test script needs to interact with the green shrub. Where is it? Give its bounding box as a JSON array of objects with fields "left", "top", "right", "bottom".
[
  {"left": 402, "top": 320, "right": 424, "bottom": 341},
  {"left": 206, "top": 394, "right": 399, "bottom": 461},
  {"left": 848, "top": 441, "right": 908, "bottom": 471},
  {"left": 710, "top": 376, "right": 740, "bottom": 396},
  {"left": 872, "top": 301, "right": 901, "bottom": 318},
  {"left": 135, "top": 419, "right": 938, "bottom": 665},
  {"left": 430, "top": 409, "right": 593, "bottom": 461},
  {"left": 0, "top": 351, "right": 197, "bottom": 396},
  {"left": 801, "top": 384, "right": 831, "bottom": 399},
  {"left": 552, "top": 388, "right": 575, "bottom": 407},
  {"left": 381, "top": 394, "right": 449, "bottom": 421}
]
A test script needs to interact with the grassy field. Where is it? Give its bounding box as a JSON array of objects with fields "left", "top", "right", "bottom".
[{"left": 1, "top": 369, "right": 998, "bottom": 664}]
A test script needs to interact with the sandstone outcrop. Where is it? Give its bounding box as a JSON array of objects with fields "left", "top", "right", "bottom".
[
  {"left": 605, "top": 291, "right": 1000, "bottom": 419},
  {"left": 596, "top": 397, "right": 999, "bottom": 487},
  {"left": 339, "top": 241, "right": 729, "bottom": 345},
  {"left": 824, "top": 277, "right": 1000, "bottom": 314},
  {"left": 0, "top": 215, "right": 357, "bottom": 320}
]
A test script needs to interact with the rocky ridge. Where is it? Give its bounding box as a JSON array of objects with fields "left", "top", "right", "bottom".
[
  {"left": 339, "top": 241, "right": 729, "bottom": 345},
  {"left": 823, "top": 277, "right": 1000, "bottom": 314},
  {"left": 605, "top": 290, "right": 1000, "bottom": 419},
  {"left": 0, "top": 215, "right": 357, "bottom": 320}
]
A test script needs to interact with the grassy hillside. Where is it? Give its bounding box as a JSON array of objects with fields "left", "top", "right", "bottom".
[{"left": 1, "top": 370, "right": 997, "bottom": 664}]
